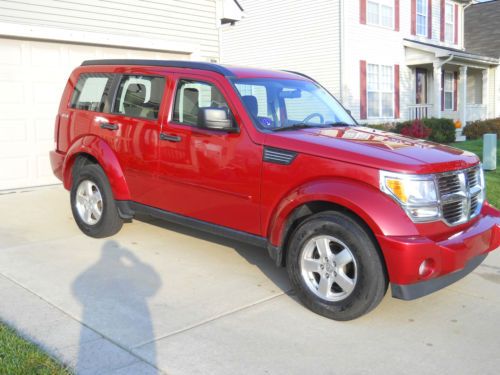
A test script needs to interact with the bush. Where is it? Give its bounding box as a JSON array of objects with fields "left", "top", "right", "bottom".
[
  {"left": 422, "top": 117, "right": 456, "bottom": 143},
  {"left": 463, "top": 118, "right": 500, "bottom": 139},
  {"left": 366, "top": 123, "right": 396, "bottom": 131},
  {"left": 400, "top": 119, "right": 432, "bottom": 139}
]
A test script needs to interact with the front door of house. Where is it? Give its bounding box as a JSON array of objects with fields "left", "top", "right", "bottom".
[{"left": 416, "top": 68, "right": 428, "bottom": 104}]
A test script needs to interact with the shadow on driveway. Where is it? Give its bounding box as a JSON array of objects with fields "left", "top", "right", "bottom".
[
  {"left": 135, "top": 214, "right": 292, "bottom": 295},
  {"left": 72, "top": 240, "right": 161, "bottom": 373}
]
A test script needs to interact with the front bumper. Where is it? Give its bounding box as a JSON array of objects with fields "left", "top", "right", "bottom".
[{"left": 377, "top": 203, "right": 500, "bottom": 300}]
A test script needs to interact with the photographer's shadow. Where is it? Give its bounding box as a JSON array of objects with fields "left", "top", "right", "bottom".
[{"left": 72, "top": 240, "right": 161, "bottom": 374}]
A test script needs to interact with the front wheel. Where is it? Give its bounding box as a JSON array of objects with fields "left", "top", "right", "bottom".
[
  {"left": 70, "top": 164, "right": 123, "bottom": 238},
  {"left": 286, "top": 211, "right": 388, "bottom": 321}
]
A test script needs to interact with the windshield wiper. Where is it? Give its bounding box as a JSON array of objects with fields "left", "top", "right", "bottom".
[
  {"left": 272, "top": 123, "right": 328, "bottom": 132},
  {"left": 322, "top": 122, "right": 353, "bottom": 127}
]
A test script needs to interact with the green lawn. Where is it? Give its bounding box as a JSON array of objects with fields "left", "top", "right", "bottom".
[
  {"left": 451, "top": 139, "right": 499, "bottom": 209},
  {"left": 0, "top": 322, "right": 71, "bottom": 375}
]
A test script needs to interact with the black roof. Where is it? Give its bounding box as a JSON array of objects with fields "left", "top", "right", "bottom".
[{"left": 81, "top": 59, "right": 235, "bottom": 77}]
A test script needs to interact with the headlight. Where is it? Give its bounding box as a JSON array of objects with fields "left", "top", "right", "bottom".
[{"left": 380, "top": 171, "right": 440, "bottom": 222}]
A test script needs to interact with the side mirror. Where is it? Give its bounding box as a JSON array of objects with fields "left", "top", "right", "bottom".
[{"left": 198, "top": 108, "right": 237, "bottom": 132}]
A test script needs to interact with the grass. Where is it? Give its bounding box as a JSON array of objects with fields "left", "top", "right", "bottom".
[
  {"left": 0, "top": 322, "right": 71, "bottom": 375},
  {"left": 450, "top": 138, "right": 500, "bottom": 209}
]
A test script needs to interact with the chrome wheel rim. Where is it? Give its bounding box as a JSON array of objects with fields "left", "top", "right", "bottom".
[
  {"left": 75, "top": 180, "right": 103, "bottom": 225},
  {"left": 300, "top": 235, "right": 358, "bottom": 302}
]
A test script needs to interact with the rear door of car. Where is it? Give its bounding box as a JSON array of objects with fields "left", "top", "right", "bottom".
[{"left": 95, "top": 70, "right": 168, "bottom": 205}]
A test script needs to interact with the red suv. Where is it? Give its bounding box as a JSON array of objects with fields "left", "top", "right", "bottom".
[{"left": 50, "top": 60, "right": 500, "bottom": 320}]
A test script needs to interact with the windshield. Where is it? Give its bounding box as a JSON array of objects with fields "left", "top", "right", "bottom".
[{"left": 233, "top": 78, "right": 356, "bottom": 131}]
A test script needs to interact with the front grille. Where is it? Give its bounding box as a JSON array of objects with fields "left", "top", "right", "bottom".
[
  {"left": 442, "top": 201, "right": 464, "bottom": 224},
  {"left": 437, "top": 174, "right": 461, "bottom": 195},
  {"left": 436, "top": 165, "right": 483, "bottom": 226}
]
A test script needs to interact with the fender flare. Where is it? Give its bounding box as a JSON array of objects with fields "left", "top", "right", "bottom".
[
  {"left": 62, "top": 135, "right": 131, "bottom": 200},
  {"left": 267, "top": 178, "right": 418, "bottom": 254}
]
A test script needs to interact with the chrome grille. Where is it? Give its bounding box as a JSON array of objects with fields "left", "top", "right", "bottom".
[
  {"left": 441, "top": 201, "right": 464, "bottom": 224},
  {"left": 436, "top": 165, "right": 484, "bottom": 226},
  {"left": 467, "top": 169, "right": 478, "bottom": 187},
  {"left": 437, "top": 174, "right": 461, "bottom": 195}
]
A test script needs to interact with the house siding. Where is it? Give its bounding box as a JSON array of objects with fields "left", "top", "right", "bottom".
[
  {"left": 221, "top": 0, "right": 341, "bottom": 98},
  {"left": 0, "top": 0, "right": 221, "bottom": 60}
]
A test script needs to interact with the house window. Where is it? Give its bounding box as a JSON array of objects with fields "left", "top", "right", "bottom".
[
  {"left": 416, "top": 0, "right": 427, "bottom": 36},
  {"left": 367, "top": 64, "right": 394, "bottom": 118},
  {"left": 367, "top": 1, "right": 394, "bottom": 29},
  {"left": 445, "top": 2, "right": 455, "bottom": 43},
  {"left": 443, "top": 72, "right": 454, "bottom": 110}
]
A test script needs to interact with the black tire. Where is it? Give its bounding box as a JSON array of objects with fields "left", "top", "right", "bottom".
[
  {"left": 70, "top": 164, "right": 123, "bottom": 238},
  {"left": 286, "top": 211, "right": 388, "bottom": 321}
]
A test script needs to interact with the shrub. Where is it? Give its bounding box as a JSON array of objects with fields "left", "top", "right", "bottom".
[
  {"left": 366, "top": 123, "right": 396, "bottom": 131},
  {"left": 422, "top": 117, "right": 456, "bottom": 143},
  {"left": 400, "top": 119, "right": 432, "bottom": 139},
  {"left": 463, "top": 118, "right": 500, "bottom": 139}
]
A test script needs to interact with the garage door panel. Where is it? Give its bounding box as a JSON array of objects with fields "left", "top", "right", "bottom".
[
  {"left": 0, "top": 37, "right": 187, "bottom": 190},
  {"left": 0, "top": 40, "right": 22, "bottom": 65},
  {"left": 0, "top": 81, "right": 24, "bottom": 104},
  {"left": 0, "top": 119, "right": 27, "bottom": 142},
  {"left": 0, "top": 157, "right": 30, "bottom": 187}
]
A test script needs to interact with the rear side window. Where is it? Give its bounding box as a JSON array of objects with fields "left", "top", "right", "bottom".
[
  {"left": 70, "top": 73, "right": 112, "bottom": 112},
  {"left": 113, "top": 75, "right": 165, "bottom": 120}
]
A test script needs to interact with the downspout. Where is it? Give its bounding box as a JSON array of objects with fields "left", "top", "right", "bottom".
[{"left": 461, "top": 1, "right": 474, "bottom": 50}]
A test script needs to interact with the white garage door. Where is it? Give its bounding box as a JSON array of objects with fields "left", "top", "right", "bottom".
[{"left": 0, "top": 37, "right": 187, "bottom": 190}]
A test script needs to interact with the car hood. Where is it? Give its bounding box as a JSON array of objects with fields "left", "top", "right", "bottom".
[{"left": 264, "top": 126, "right": 479, "bottom": 174}]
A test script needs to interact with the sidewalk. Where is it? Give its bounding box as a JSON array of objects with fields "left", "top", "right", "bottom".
[{"left": 1, "top": 186, "right": 499, "bottom": 374}]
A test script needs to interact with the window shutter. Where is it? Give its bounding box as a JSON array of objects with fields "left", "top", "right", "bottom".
[
  {"left": 427, "top": 0, "right": 433, "bottom": 39},
  {"left": 441, "top": 71, "right": 444, "bottom": 111},
  {"left": 360, "top": 0, "right": 366, "bottom": 24},
  {"left": 454, "top": 4, "right": 458, "bottom": 44},
  {"left": 440, "top": 0, "right": 445, "bottom": 42},
  {"left": 411, "top": 0, "right": 416, "bottom": 35},
  {"left": 395, "top": 64, "right": 400, "bottom": 119},
  {"left": 360, "top": 60, "right": 367, "bottom": 120},
  {"left": 454, "top": 71, "right": 458, "bottom": 111},
  {"left": 395, "top": 0, "right": 400, "bottom": 31}
]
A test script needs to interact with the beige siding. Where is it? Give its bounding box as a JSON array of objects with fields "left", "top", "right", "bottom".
[
  {"left": 221, "top": 0, "right": 341, "bottom": 98},
  {"left": 0, "top": 0, "right": 220, "bottom": 60}
]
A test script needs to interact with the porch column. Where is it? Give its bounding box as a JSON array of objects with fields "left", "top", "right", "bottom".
[
  {"left": 459, "top": 66, "right": 468, "bottom": 128},
  {"left": 456, "top": 66, "right": 468, "bottom": 141},
  {"left": 433, "top": 61, "right": 442, "bottom": 118},
  {"left": 482, "top": 69, "right": 489, "bottom": 117}
]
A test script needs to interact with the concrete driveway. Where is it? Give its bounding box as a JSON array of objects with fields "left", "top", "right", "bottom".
[{"left": 0, "top": 186, "right": 499, "bottom": 375}]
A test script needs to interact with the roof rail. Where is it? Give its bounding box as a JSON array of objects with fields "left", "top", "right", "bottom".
[
  {"left": 81, "top": 59, "right": 235, "bottom": 77},
  {"left": 282, "top": 70, "right": 318, "bottom": 83}
]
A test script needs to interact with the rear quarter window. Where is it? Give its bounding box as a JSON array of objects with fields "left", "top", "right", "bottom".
[{"left": 70, "top": 73, "right": 113, "bottom": 112}]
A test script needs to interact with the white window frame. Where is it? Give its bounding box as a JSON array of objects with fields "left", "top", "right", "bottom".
[
  {"left": 416, "top": 0, "right": 428, "bottom": 37},
  {"left": 443, "top": 71, "right": 454, "bottom": 111},
  {"left": 445, "top": 1, "right": 455, "bottom": 43},
  {"left": 367, "top": 63, "right": 395, "bottom": 119},
  {"left": 366, "top": 0, "right": 395, "bottom": 29}
]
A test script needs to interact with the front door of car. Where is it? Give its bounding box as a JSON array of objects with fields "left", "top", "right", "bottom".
[{"left": 156, "top": 73, "right": 261, "bottom": 235}]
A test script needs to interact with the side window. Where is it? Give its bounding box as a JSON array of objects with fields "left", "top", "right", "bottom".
[
  {"left": 113, "top": 75, "right": 165, "bottom": 120},
  {"left": 70, "top": 73, "right": 112, "bottom": 112},
  {"left": 172, "top": 79, "right": 232, "bottom": 126}
]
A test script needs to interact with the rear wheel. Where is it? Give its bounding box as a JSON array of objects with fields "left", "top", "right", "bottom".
[
  {"left": 71, "top": 164, "right": 123, "bottom": 238},
  {"left": 286, "top": 211, "right": 387, "bottom": 321}
]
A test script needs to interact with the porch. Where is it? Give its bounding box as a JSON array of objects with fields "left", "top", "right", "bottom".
[{"left": 404, "top": 39, "right": 498, "bottom": 138}]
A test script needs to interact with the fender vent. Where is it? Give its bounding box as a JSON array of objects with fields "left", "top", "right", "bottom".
[{"left": 263, "top": 147, "right": 297, "bottom": 165}]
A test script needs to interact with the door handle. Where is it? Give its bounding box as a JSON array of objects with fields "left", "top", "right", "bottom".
[
  {"left": 160, "top": 133, "right": 182, "bottom": 142},
  {"left": 100, "top": 122, "right": 119, "bottom": 131}
]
